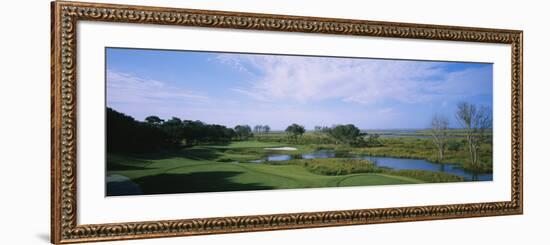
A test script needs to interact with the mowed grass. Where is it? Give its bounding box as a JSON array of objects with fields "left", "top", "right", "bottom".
[
  {"left": 337, "top": 174, "right": 422, "bottom": 186},
  {"left": 206, "top": 140, "right": 285, "bottom": 149},
  {"left": 107, "top": 141, "right": 423, "bottom": 195}
]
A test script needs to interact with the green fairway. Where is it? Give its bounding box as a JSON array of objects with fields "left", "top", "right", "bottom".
[
  {"left": 106, "top": 141, "right": 427, "bottom": 195},
  {"left": 336, "top": 174, "right": 423, "bottom": 186}
]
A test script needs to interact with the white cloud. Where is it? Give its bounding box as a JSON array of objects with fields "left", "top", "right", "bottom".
[
  {"left": 106, "top": 70, "right": 209, "bottom": 105},
  {"left": 230, "top": 88, "right": 273, "bottom": 102},
  {"left": 217, "top": 54, "right": 491, "bottom": 105},
  {"left": 427, "top": 66, "right": 492, "bottom": 96}
]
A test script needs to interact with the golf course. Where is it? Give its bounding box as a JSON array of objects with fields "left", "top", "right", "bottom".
[
  {"left": 108, "top": 141, "right": 423, "bottom": 196},
  {"left": 105, "top": 48, "right": 494, "bottom": 196},
  {"left": 106, "top": 128, "right": 492, "bottom": 196}
]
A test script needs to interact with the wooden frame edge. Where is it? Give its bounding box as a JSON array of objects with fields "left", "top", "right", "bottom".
[
  {"left": 54, "top": 0, "right": 522, "bottom": 34},
  {"left": 51, "top": 1, "right": 62, "bottom": 244},
  {"left": 50, "top": 1, "right": 523, "bottom": 243}
]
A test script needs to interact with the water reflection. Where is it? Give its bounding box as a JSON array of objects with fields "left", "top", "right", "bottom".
[{"left": 251, "top": 150, "right": 492, "bottom": 181}]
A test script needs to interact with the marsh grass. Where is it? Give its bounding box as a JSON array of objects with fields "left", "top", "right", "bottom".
[
  {"left": 350, "top": 137, "right": 493, "bottom": 173},
  {"left": 271, "top": 158, "right": 381, "bottom": 175}
]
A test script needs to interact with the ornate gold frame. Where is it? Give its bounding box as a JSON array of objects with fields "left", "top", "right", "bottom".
[{"left": 51, "top": 1, "right": 523, "bottom": 243}]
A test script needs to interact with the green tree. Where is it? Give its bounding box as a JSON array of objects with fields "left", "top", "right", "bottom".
[
  {"left": 144, "top": 115, "right": 164, "bottom": 125},
  {"left": 161, "top": 117, "right": 186, "bottom": 146},
  {"left": 285, "top": 123, "right": 305, "bottom": 141},
  {"left": 327, "top": 124, "right": 364, "bottom": 145},
  {"left": 234, "top": 125, "right": 252, "bottom": 140},
  {"left": 262, "top": 125, "right": 271, "bottom": 135},
  {"left": 107, "top": 108, "right": 172, "bottom": 153},
  {"left": 180, "top": 120, "right": 205, "bottom": 146},
  {"left": 254, "top": 125, "right": 263, "bottom": 135}
]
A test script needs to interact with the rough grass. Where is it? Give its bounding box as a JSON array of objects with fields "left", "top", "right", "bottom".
[{"left": 270, "top": 158, "right": 381, "bottom": 175}]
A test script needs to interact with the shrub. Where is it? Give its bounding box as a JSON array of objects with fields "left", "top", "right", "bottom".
[
  {"left": 274, "top": 158, "right": 381, "bottom": 175},
  {"left": 447, "top": 140, "right": 462, "bottom": 151}
]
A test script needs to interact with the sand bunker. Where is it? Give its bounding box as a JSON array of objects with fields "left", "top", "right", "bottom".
[{"left": 264, "top": 147, "right": 297, "bottom": 151}]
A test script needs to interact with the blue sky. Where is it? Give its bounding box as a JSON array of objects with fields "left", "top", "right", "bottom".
[{"left": 106, "top": 48, "right": 493, "bottom": 130}]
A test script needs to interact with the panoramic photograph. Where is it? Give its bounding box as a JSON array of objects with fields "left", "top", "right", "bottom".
[{"left": 105, "top": 47, "right": 493, "bottom": 196}]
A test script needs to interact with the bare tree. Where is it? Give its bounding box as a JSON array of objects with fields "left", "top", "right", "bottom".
[
  {"left": 455, "top": 102, "right": 492, "bottom": 171},
  {"left": 430, "top": 114, "right": 449, "bottom": 162}
]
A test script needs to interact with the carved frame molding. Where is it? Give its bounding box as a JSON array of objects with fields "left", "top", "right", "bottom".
[{"left": 51, "top": 1, "right": 523, "bottom": 243}]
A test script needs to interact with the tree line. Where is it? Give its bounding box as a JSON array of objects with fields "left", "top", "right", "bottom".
[
  {"left": 283, "top": 123, "right": 381, "bottom": 146},
  {"left": 253, "top": 125, "right": 271, "bottom": 135},
  {"left": 107, "top": 107, "right": 254, "bottom": 153},
  {"left": 108, "top": 106, "right": 385, "bottom": 154}
]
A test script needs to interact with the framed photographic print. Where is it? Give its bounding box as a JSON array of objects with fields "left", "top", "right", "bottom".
[{"left": 51, "top": 0, "right": 523, "bottom": 243}]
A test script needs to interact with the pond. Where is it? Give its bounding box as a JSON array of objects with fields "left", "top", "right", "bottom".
[{"left": 250, "top": 150, "right": 492, "bottom": 181}]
